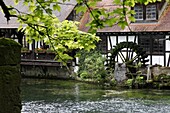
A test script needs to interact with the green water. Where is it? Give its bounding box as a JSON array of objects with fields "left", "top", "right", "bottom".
[{"left": 21, "top": 79, "right": 170, "bottom": 113}]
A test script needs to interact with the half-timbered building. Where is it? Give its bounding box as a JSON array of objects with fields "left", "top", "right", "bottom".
[{"left": 79, "top": 0, "right": 170, "bottom": 67}]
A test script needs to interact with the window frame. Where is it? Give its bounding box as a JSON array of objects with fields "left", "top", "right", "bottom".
[
  {"left": 134, "top": 5, "right": 144, "bottom": 20},
  {"left": 133, "top": 3, "right": 158, "bottom": 22},
  {"left": 138, "top": 35, "right": 165, "bottom": 55},
  {"left": 146, "top": 4, "right": 157, "bottom": 20}
]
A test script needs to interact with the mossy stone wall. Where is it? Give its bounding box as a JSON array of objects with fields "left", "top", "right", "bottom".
[{"left": 0, "top": 38, "right": 21, "bottom": 113}]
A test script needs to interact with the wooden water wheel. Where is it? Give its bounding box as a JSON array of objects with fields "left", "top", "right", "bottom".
[{"left": 107, "top": 42, "right": 149, "bottom": 73}]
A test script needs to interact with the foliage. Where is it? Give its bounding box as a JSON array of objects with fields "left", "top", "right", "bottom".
[
  {"left": 0, "top": 37, "right": 21, "bottom": 46},
  {"left": 125, "top": 79, "right": 133, "bottom": 88},
  {"left": 0, "top": 0, "right": 164, "bottom": 67},
  {"left": 46, "top": 48, "right": 55, "bottom": 53},
  {"left": 77, "top": 50, "right": 108, "bottom": 82},
  {"left": 1, "top": 0, "right": 100, "bottom": 65},
  {"left": 125, "top": 70, "right": 146, "bottom": 88},
  {"left": 3, "top": 0, "right": 162, "bottom": 43},
  {"left": 75, "top": 0, "right": 162, "bottom": 33},
  {"left": 154, "top": 74, "right": 170, "bottom": 81},
  {"left": 19, "top": 16, "right": 99, "bottom": 64}
]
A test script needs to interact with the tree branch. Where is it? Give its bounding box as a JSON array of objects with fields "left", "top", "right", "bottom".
[
  {"left": 0, "top": 0, "right": 11, "bottom": 21},
  {"left": 45, "top": 28, "right": 72, "bottom": 74},
  {"left": 36, "top": 0, "right": 54, "bottom": 18},
  {"left": 83, "top": 0, "right": 101, "bottom": 27},
  {"left": 122, "top": 0, "right": 132, "bottom": 32}
]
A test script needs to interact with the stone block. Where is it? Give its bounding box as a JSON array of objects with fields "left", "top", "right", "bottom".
[
  {"left": 0, "top": 65, "right": 21, "bottom": 113},
  {"left": 0, "top": 38, "right": 21, "bottom": 65}
]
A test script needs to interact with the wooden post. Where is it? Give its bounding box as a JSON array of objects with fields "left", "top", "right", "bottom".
[
  {"left": 0, "top": 38, "right": 21, "bottom": 113},
  {"left": 167, "top": 53, "right": 170, "bottom": 67}
]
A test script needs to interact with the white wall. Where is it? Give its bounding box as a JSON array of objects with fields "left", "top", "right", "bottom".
[
  {"left": 108, "top": 36, "right": 116, "bottom": 50},
  {"left": 118, "top": 36, "right": 126, "bottom": 43},
  {"left": 152, "top": 56, "right": 164, "bottom": 66},
  {"left": 128, "top": 36, "right": 137, "bottom": 43},
  {"left": 166, "top": 36, "right": 170, "bottom": 51},
  {"left": 166, "top": 53, "right": 170, "bottom": 66}
]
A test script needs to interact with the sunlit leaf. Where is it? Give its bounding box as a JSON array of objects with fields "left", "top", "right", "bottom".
[{"left": 53, "top": 4, "right": 61, "bottom": 11}]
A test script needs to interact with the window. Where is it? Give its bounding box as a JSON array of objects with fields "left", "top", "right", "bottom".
[
  {"left": 97, "top": 35, "right": 107, "bottom": 54},
  {"left": 146, "top": 4, "right": 157, "bottom": 20},
  {"left": 134, "top": 5, "right": 143, "bottom": 20},
  {"left": 133, "top": 4, "right": 157, "bottom": 21},
  {"left": 138, "top": 35, "right": 165, "bottom": 55}
]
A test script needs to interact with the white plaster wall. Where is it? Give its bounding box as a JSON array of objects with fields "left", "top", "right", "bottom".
[
  {"left": 108, "top": 36, "right": 116, "bottom": 50},
  {"left": 118, "top": 36, "right": 126, "bottom": 43},
  {"left": 29, "top": 43, "right": 32, "bottom": 50},
  {"left": 35, "top": 41, "right": 38, "bottom": 49},
  {"left": 166, "top": 53, "right": 170, "bottom": 66},
  {"left": 165, "top": 36, "right": 170, "bottom": 66},
  {"left": 145, "top": 56, "right": 150, "bottom": 65},
  {"left": 35, "top": 41, "right": 42, "bottom": 49},
  {"left": 152, "top": 56, "right": 164, "bottom": 66},
  {"left": 128, "top": 36, "right": 138, "bottom": 43},
  {"left": 166, "top": 36, "right": 170, "bottom": 51}
]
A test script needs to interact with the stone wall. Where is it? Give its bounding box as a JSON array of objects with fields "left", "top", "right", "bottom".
[
  {"left": 151, "top": 65, "right": 170, "bottom": 76},
  {"left": 21, "top": 65, "right": 73, "bottom": 79},
  {"left": 0, "top": 38, "right": 21, "bottom": 113}
]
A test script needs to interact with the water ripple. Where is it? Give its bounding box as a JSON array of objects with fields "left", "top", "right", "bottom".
[{"left": 22, "top": 98, "right": 170, "bottom": 113}]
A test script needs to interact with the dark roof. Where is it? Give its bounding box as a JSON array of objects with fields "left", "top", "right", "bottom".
[
  {"left": 0, "top": 0, "right": 77, "bottom": 28},
  {"left": 79, "top": 0, "right": 170, "bottom": 33}
]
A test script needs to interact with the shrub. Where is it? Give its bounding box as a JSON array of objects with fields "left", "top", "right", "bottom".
[{"left": 77, "top": 50, "right": 107, "bottom": 82}]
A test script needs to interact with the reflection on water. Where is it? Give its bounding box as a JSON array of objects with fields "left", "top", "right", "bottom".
[{"left": 21, "top": 79, "right": 170, "bottom": 113}]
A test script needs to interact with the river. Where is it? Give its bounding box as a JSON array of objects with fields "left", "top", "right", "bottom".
[{"left": 21, "top": 79, "right": 170, "bottom": 113}]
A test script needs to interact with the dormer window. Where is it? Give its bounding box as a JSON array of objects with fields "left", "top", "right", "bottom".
[
  {"left": 146, "top": 4, "right": 157, "bottom": 20},
  {"left": 134, "top": 5, "right": 143, "bottom": 20},
  {"left": 133, "top": 4, "right": 157, "bottom": 22}
]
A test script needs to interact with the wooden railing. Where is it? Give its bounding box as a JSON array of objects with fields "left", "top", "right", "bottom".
[{"left": 21, "top": 51, "right": 56, "bottom": 60}]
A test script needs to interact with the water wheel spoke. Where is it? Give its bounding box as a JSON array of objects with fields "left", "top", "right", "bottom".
[
  {"left": 118, "top": 51, "right": 126, "bottom": 62},
  {"left": 118, "top": 53, "right": 125, "bottom": 62},
  {"left": 121, "top": 50, "right": 127, "bottom": 61},
  {"left": 130, "top": 50, "right": 134, "bottom": 60},
  {"left": 129, "top": 54, "right": 139, "bottom": 62},
  {"left": 126, "top": 48, "right": 129, "bottom": 61}
]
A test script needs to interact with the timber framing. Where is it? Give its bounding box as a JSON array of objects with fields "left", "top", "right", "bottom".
[{"left": 97, "top": 31, "right": 170, "bottom": 36}]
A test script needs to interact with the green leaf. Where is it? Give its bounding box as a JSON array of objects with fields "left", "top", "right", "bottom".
[
  {"left": 46, "top": 8, "right": 52, "bottom": 14},
  {"left": 75, "top": 5, "right": 87, "bottom": 14},
  {"left": 118, "top": 21, "right": 128, "bottom": 29},
  {"left": 114, "top": 0, "right": 121, "bottom": 5},
  {"left": 14, "top": 0, "right": 19, "bottom": 5},
  {"left": 129, "top": 16, "right": 136, "bottom": 22},
  {"left": 29, "top": 5, "right": 36, "bottom": 12},
  {"left": 87, "top": 1, "right": 97, "bottom": 7},
  {"left": 105, "top": 18, "right": 117, "bottom": 27},
  {"left": 53, "top": 4, "right": 61, "bottom": 11},
  {"left": 128, "top": 10, "right": 136, "bottom": 15}
]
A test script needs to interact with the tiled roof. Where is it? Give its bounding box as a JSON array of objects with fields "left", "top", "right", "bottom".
[
  {"left": 0, "top": 0, "right": 77, "bottom": 28},
  {"left": 79, "top": 0, "right": 170, "bottom": 33},
  {"left": 127, "top": 5, "right": 170, "bottom": 32},
  {"left": 79, "top": 1, "right": 120, "bottom": 32}
]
